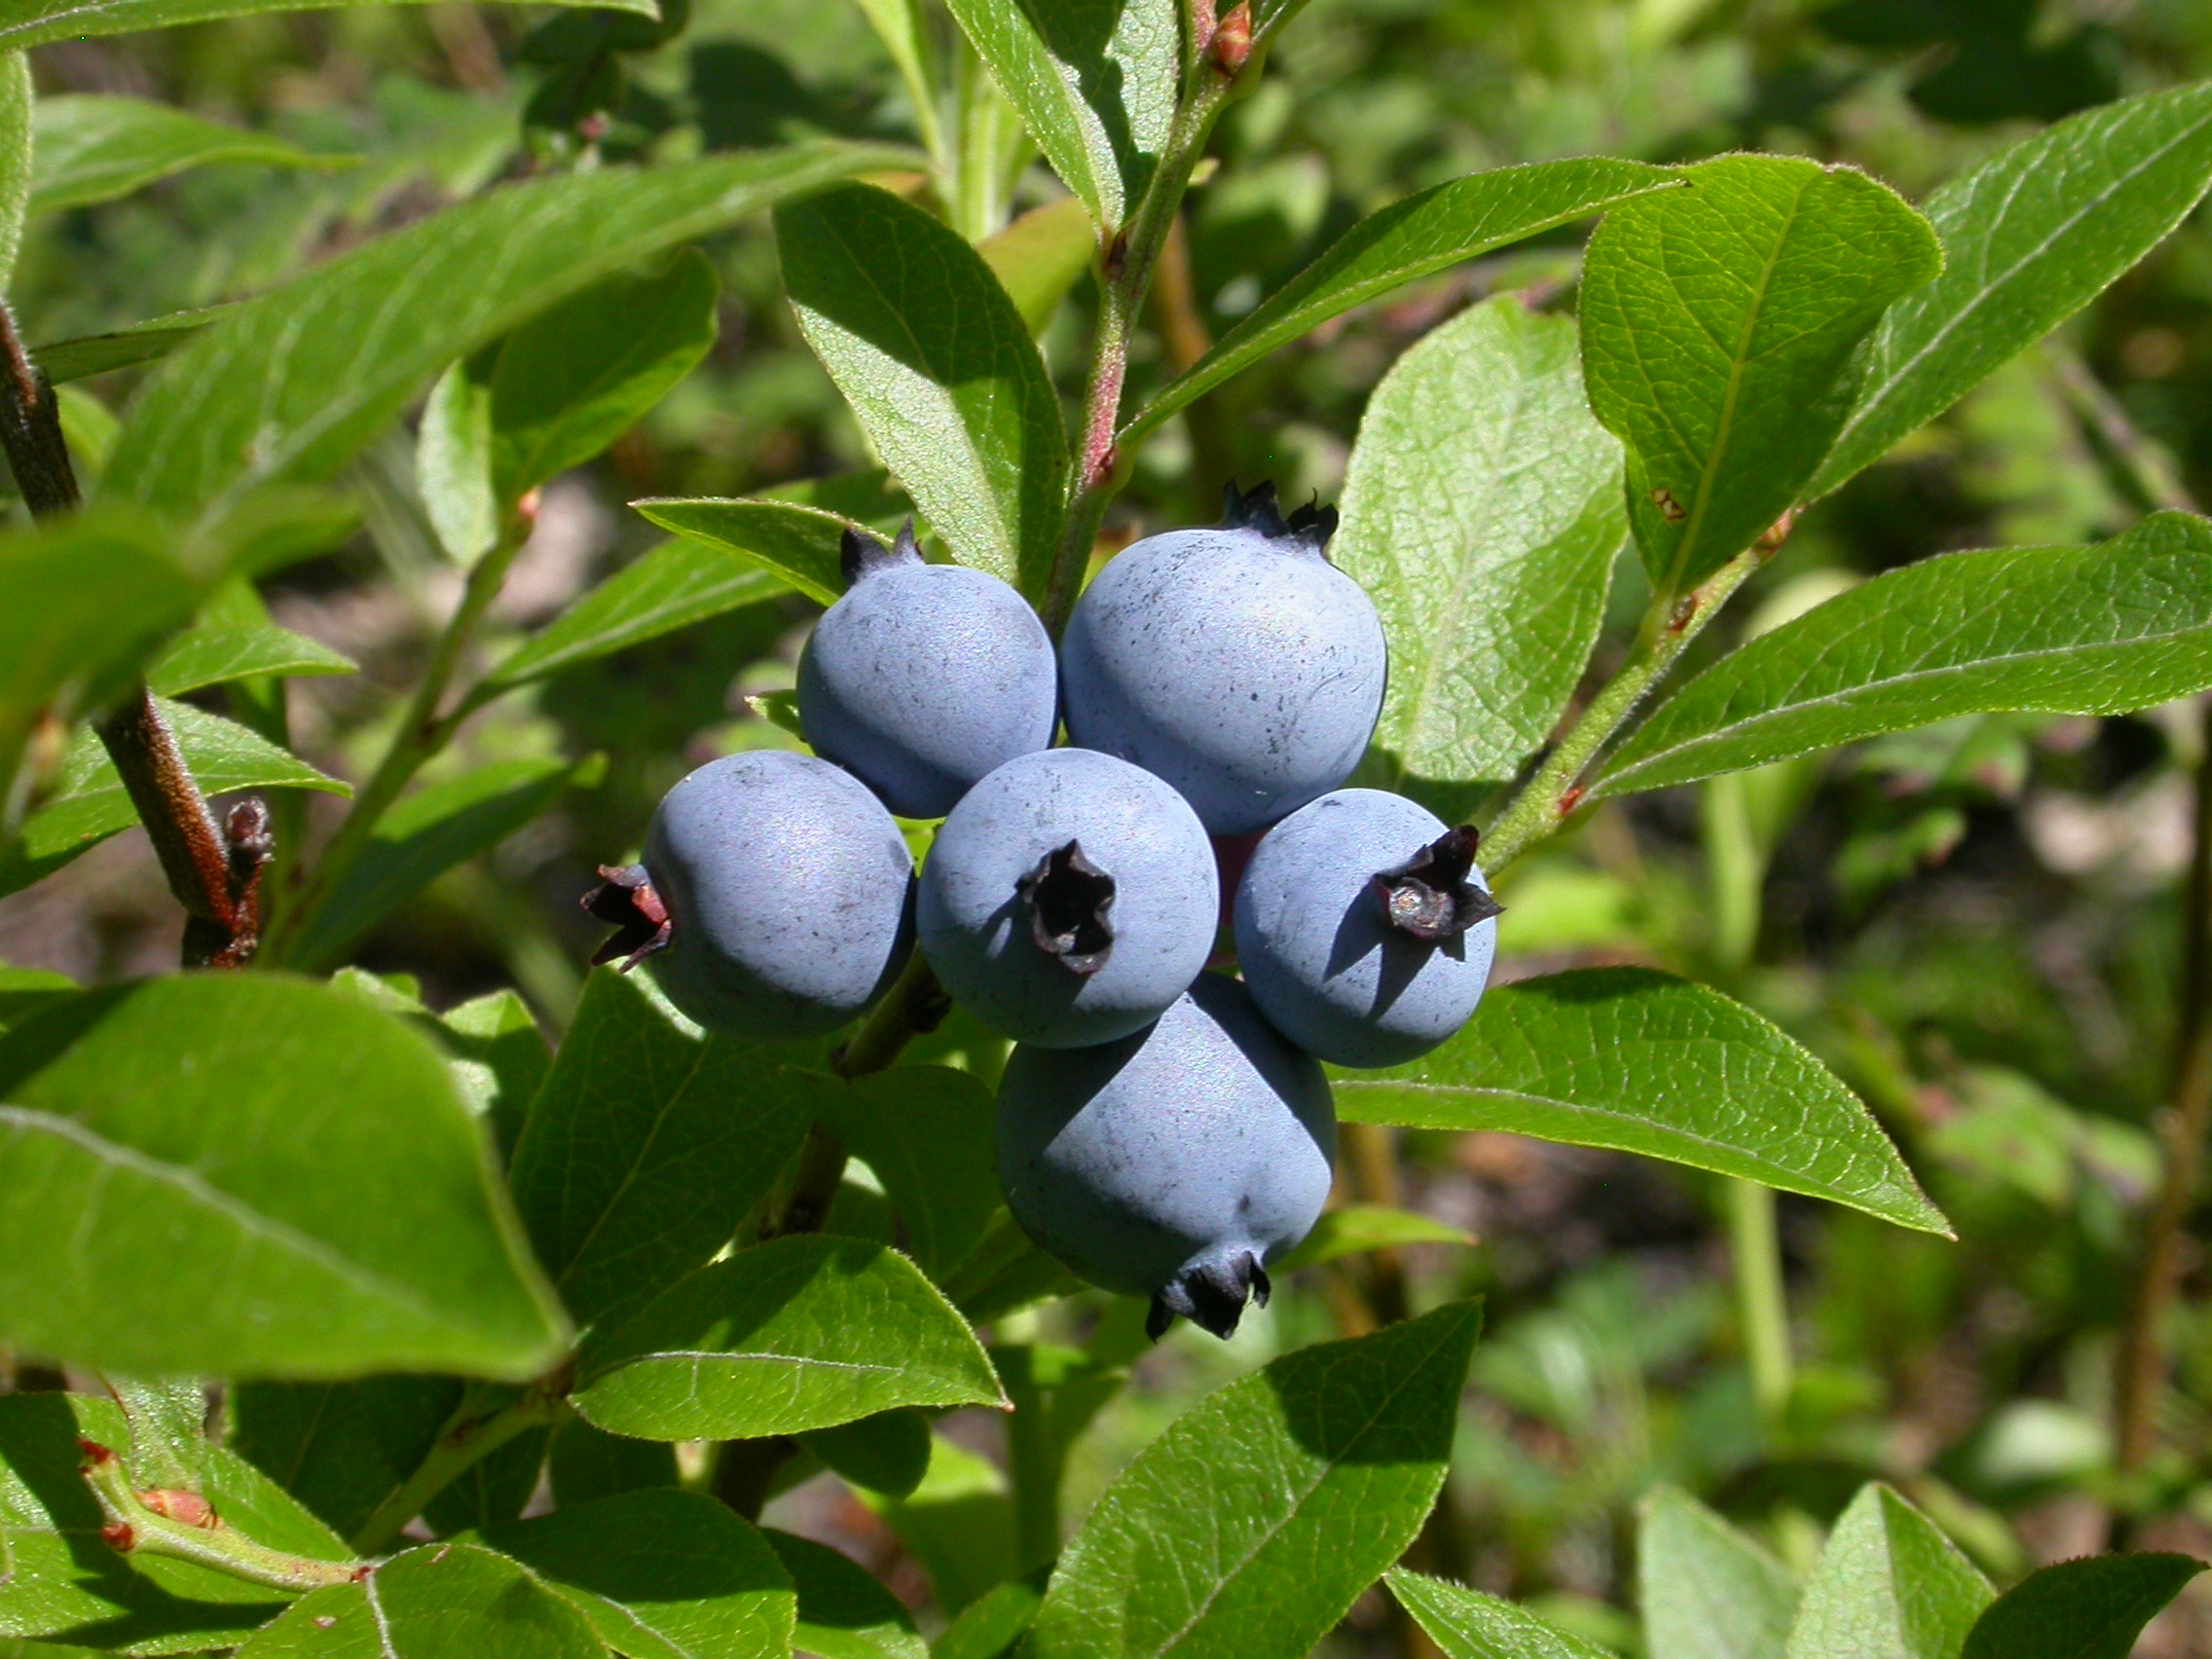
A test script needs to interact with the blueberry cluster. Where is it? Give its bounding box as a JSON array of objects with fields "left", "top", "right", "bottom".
[{"left": 587, "top": 484, "right": 1501, "bottom": 1339}]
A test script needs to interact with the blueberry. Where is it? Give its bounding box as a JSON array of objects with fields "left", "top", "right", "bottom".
[
  {"left": 584, "top": 751, "right": 913, "bottom": 1040},
  {"left": 996, "top": 973, "right": 1336, "bottom": 1339},
  {"left": 1059, "top": 481, "right": 1387, "bottom": 835},
  {"left": 917, "top": 748, "right": 1216, "bottom": 1048},
  {"left": 1234, "top": 789, "right": 1499, "bottom": 1067},
  {"left": 797, "top": 521, "right": 1058, "bottom": 819}
]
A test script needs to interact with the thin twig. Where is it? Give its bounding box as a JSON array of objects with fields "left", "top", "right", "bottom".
[{"left": 0, "top": 305, "right": 267, "bottom": 967}]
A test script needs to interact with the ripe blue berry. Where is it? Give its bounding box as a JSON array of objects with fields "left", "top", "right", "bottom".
[
  {"left": 586, "top": 751, "right": 913, "bottom": 1040},
  {"left": 996, "top": 973, "right": 1336, "bottom": 1339},
  {"left": 1234, "top": 789, "right": 1499, "bottom": 1067},
  {"left": 917, "top": 747, "right": 1216, "bottom": 1049},
  {"left": 797, "top": 521, "right": 1058, "bottom": 819},
  {"left": 1058, "top": 481, "right": 1387, "bottom": 836}
]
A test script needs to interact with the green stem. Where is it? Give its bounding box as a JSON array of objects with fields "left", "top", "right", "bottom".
[
  {"left": 1041, "top": 71, "right": 1236, "bottom": 632},
  {"left": 1725, "top": 1176, "right": 1793, "bottom": 1431},
  {"left": 263, "top": 527, "right": 527, "bottom": 962},
  {"left": 1479, "top": 544, "right": 1766, "bottom": 875},
  {"left": 81, "top": 1445, "right": 360, "bottom": 1591},
  {"left": 349, "top": 1381, "right": 565, "bottom": 1555}
]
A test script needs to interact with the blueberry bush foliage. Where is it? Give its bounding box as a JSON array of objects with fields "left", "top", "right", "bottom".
[{"left": 5, "top": 0, "right": 2212, "bottom": 1655}]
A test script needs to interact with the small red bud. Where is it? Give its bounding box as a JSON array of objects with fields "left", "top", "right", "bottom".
[
  {"left": 100, "top": 1522, "right": 134, "bottom": 1552},
  {"left": 1209, "top": 1, "right": 1251, "bottom": 73},
  {"left": 138, "top": 1489, "right": 219, "bottom": 1529},
  {"left": 76, "top": 1438, "right": 114, "bottom": 1465},
  {"left": 1557, "top": 786, "right": 1585, "bottom": 817}
]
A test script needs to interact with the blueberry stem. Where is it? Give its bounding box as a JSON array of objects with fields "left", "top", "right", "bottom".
[{"left": 1478, "top": 534, "right": 1774, "bottom": 875}]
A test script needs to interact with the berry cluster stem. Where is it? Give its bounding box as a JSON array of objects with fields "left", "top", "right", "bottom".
[{"left": 1478, "top": 543, "right": 1766, "bottom": 875}]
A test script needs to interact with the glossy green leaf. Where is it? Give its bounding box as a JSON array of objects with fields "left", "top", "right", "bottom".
[
  {"left": 1272, "top": 1203, "right": 1472, "bottom": 1272},
  {"left": 776, "top": 183, "right": 1066, "bottom": 593},
  {"left": 486, "top": 535, "right": 793, "bottom": 693},
  {"left": 1816, "top": 81, "right": 2212, "bottom": 496},
  {"left": 0, "top": 700, "right": 348, "bottom": 901},
  {"left": 230, "top": 1377, "right": 459, "bottom": 1541},
  {"left": 1580, "top": 154, "right": 1940, "bottom": 591},
  {"left": 573, "top": 1235, "right": 1006, "bottom": 1441},
  {"left": 1027, "top": 1300, "right": 1482, "bottom": 1659},
  {"left": 1640, "top": 1486, "right": 1795, "bottom": 1659},
  {"left": 103, "top": 143, "right": 902, "bottom": 528},
  {"left": 940, "top": 0, "right": 1175, "bottom": 229},
  {"left": 236, "top": 1541, "right": 606, "bottom": 1659},
  {"left": 146, "top": 621, "right": 353, "bottom": 697},
  {"left": 0, "top": 54, "right": 26, "bottom": 290},
  {"left": 934, "top": 1576, "right": 1047, "bottom": 1659},
  {"left": 478, "top": 1490, "right": 795, "bottom": 1659},
  {"left": 1959, "top": 1552, "right": 2203, "bottom": 1659},
  {"left": 0, "top": 1392, "right": 331, "bottom": 1654},
  {"left": 979, "top": 196, "right": 1097, "bottom": 335},
  {"left": 1784, "top": 1485, "right": 1991, "bottom": 1659},
  {"left": 798, "top": 1409, "right": 933, "bottom": 1498},
  {"left": 0, "top": 0, "right": 650, "bottom": 53},
  {"left": 1335, "top": 296, "right": 1623, "bottom": 788},
  {"left": 1124, "top": 159, "right": 1679, "bottom": 450},
  {"left": 1596, "top": 512, "right": 2212, "bottom": 797},
  {"left": 0, "top": 975, "right": 569, "bottom": 1379},
  {"left": 489, "top": 248, "right": 719, "bottom": 502},
  {"left": 1386, "top": 1569, "right": 1615, "bottom": 1659},
  {"left": 0, "top": 509, "right": 205, "bottom": 812},
  {"left": 506, "top": 968, "right": 812, "bottom": 1333},
  {"left": 625, "top": 500, "right": 860, "bottom": 608},
  {"left": 1336, "top": 969, "right": 1947, "bottom": 1235},
  {"left": 436, "top": 990, "right": 548, "bottom": 1164},
  {"left": 418, "top": 352, "right": 498, "bottom": 566},
  {"left": 30, "top": 95, "right": 332, "bottom": 214},
  {"left": 828, "top": 1064, "right": 1001, "bottom": 1278},
  {"left": 763, "top": 1529, "right": 927, "bottom": 1659},
  {"left": 33, "top": 311, "right": 222, "bottom": 387},
  {"left": 286, "top": 755, "right": 602, "bottom": 971}
]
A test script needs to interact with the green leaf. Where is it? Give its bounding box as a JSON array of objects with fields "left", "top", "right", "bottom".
[
  {"left": 236, "top": 1541, "right": 607, "bottom": 1659},
  {"left": 489, "top": 248, "right": 719, "bottom": 503},
  {"left": 1272, "top": 1203, "right": 1473, "bottom": 1272},
  {"left": 436, "top": 990, "right": 549, "bottom": 1164},
  {"left": 0, "top": 965, "right": 74, "bottom": 1034},
  {"left": 29, "top": 95, "right": 334, "bottom": 214},
  {"left": 776, "top": 183, "right": 1067, "bottom": 593},
  {"left": 547, "top": 1419, "right": 677, "bottom": 1508},
  {"left": 827, "top": 1065, "right": 1000, "bottom": 1278},
  {"left": 1124, "top": 160, "right": 1679, "bottom": 451},
  {"left": 477, "top": 1490, "right": 795, "bottom": 1659},
  {"left": 286, "top": 755, "right": 603, "bottom": 971},
  {"left": 979, "top": 197, "right": 1098, "bottom": 335},
  {"left": 230, "top": 1377, "right": 459, "bottom": 1541},
  {"left": 0, "top": 701, "right": 348, "bottom": 901},
  {"left": 0, "top": 509, "right": 205, "bottom": 812},
  {"left": 487, "top": 535, "right": 794, "bottom": 693},
  {"left": 863, "top": 1434, "right": 1015, "bottom": 1617},
  {"left": 424, "top": 1427, "right": 548, "bottom": 1536},
  {"left": 1580, "top": 154, "right": 1940, "bottom": 592},
  {"left": 798, "top": 1409, "right": 933, "bottom": 1498},
  {"left": 1596, "top": 512, "right": 2212, "bottom": 797},
  {"left": 0, "top": 0, "right": 650, "bottom": 53},
  {"left": 102, "top": 143, "right": 903, "bottom": 528},
  {"left": 506, "top": 968, "right": 812, "bottom": 1333},
  {"left": 0, "top": 54, "right": 27, "bottom": 291},
  {"left": 1959, "top": 1553, "right": 2204, "bottom": 1659},
  {"left": 419, "top": 353, "right": 498, "bottom": 567},
  {"left": 940, "top": 0, "right": 1176, "bottom": 229},
  {"left": 1639, "top": 1486, "right": 1795, "bottom": 1659},
  {"left": 32, "top": 310, "right": 223, "bottom": 387},
  {"left": 1784, "top": 1485, "right": 1991, "bottom": 1659},
  {"left": 934, "top": 1577, "right": 1047, "bottom": 1659},
  {"left": 1335, "top": 295, "right": 1624, "bottom": 788},
  {"left": 626, "top": 500, "right": 860, "bottom": 608},
  {"left": 763, "top": 1529, "right": 927, "bottom": 1659},
  {"left": 573, "top": 1235, "right": 1007, "bottom": 1441},
  {"left": 0, "top": 1393, "right": 310, "bottom": 1654},
  {"left": 1027, "top": 1300, "right": 1483, "bottom": 1659},
  {"left": 146, "top": 621, "right": 354, "bottom": 698},
  {"left": 0, "top": 976, "right": 569, "bottom": 1379},
  {"left": 1815, "top": 81, "right": 2212, "bottom": 497},
  {"left": 1386, "top": 1568, "right": 1616, "bottom": 1659},
  {"left": 1335, "top": 969, "right": 1947, "bottom": 1235}
]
